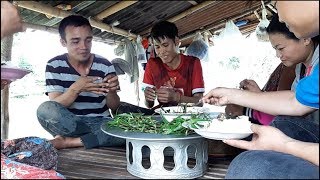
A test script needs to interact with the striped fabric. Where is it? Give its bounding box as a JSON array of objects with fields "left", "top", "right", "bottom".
[{"left": 45, "top": 53, "right": 116, "bottom": 118}]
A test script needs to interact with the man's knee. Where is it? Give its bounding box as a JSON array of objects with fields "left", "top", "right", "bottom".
[{"left": 37, "top": 101, "right": 63, "bottom": 124}]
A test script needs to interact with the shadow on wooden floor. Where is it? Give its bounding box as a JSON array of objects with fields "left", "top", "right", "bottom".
[{"left": 57, "top": 146, "right": 235, "bottom": 179}]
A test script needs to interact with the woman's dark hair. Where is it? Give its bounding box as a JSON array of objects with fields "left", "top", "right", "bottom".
[
  {"left": 266, "top": 14, "right": 299, "bottom": 41},
  {"left": 267, "top": 13, "right": 319, "bottom": 43},
  {"left": 150, "top": 21, "right": 178, "bottom": 42},
  {"left": 58, "top": 15, "right": 92, "bottom": 40}
]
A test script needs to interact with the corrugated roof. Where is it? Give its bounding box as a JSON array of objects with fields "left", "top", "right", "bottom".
[{"left": 16, "top": 0, "right": 273, "bottom": 46}]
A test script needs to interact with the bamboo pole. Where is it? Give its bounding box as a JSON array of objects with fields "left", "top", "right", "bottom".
[
  {"left": 23, "top": 22, "right": 121, "bottom": 44},
  {"left": 94, "top": 1, "right": 138, "bottom": 20},
  {"left": 1, "top": 86, "right": 10, "bottom": 140},
  {"left": 88, "top": 17, "right": 136, "bottom": 39},
  {"left": 14, "top": 1, "right": 137, "bottom": 39}
]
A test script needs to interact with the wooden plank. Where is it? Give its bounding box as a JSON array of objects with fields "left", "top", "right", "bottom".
[
  {"left": 94, "top": 1, "right": 138, "bottom": 20},
  {"left": 57, "top": 147, "right": 232, "bottom": 179},
  {"left": 188, "top": 1, "right": 198, "bottom": 5}
]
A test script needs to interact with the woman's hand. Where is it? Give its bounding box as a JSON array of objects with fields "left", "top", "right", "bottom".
[
  {"left": 223, "top": 124, "right": 293, "bottom": 151},
  {"left": 202, "top": 87, "right": 233, "bottom": 106},
  {"left": 155, "top": 87, "right": 178, "bottom": 103}
]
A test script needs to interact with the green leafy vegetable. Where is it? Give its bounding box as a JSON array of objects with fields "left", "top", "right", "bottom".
[{"left": 106, "top": 112, "right": 210, "bottom": 135}]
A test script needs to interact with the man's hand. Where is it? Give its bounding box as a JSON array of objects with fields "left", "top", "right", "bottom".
[
  {"left": 1, "top": 1, "right": 25, "bottom": 39},
  {"left": 144, "top": 87, "right": 156, "bottom": 102},
  {"left": 69, "top": 76, "right": 105, "bottom": 95},
  {"left": 155, "top": 87, "right": 178, "bottom": 103},
  {"left": 103, "top": 74, "right": 119, "bottom": 93},
  {"left": 239, "top": 79, "right": 261, "bottom": 92},
  {"left": 223, "top": 124, "right": 293, "bottom": 151},
  {"left": 225, "top": 104, "right": 244, "bottom": 117}
]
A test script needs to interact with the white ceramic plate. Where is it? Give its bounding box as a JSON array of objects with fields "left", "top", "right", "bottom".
[
  {"left": 182, "top": 116, "right": 253, "bottom": 140},
  {"left": 154, "top": 106, "right": 218, "bottom": 122}
]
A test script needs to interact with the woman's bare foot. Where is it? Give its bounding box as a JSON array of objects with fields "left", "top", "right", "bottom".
[{"left": 50, "top": 135, "right": 83, "bottom": 149}]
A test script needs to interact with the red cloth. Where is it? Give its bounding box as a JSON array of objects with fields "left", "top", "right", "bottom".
[
  {"left": 1, "top": 154, "right": 64, "bottom": 179},
  {"left": 143, "top": 54, "right": 205, "bottom": 97},
  {"left": 142, "top": 38, "right": 149, "bottom": 49}
]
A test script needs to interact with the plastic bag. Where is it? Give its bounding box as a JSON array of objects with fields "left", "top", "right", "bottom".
[
  {"left": 124, "top": 39, "right": 139, "bottom": 83},
  {"left": 114, "top": 42, "right": 125, "bottom": 56},
  {"left": 185, "top": 32, "right": 209, "bottom": 61},
  {"left": 255, "top": 8, "right": 270, "bottom": 42},
  {"left": 217, "top": 20, "right": 243, "bottom": 42},
  {"left": 135, "top": 35, "right": 147, "bottom": 63}
]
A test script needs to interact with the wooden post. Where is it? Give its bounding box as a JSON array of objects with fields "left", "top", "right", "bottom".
[{"left": 1, "top": 35, "right": 13, "bottom": 139}]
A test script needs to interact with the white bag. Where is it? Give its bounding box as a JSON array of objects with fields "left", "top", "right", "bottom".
[
  {"left": 217, "top": 20, "right": 243, "bottom": 42},
  {"left": 255, "top": 5, "right": 270, "bottom": 42}
]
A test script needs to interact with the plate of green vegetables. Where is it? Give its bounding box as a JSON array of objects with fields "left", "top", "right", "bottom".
[{"left": 102, "top": 113, "right": 212, "bottom": 140}]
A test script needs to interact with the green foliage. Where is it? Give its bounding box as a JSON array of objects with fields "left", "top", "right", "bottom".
[{"left": 106, "top": 112, "right": 211, "bottom": 135}]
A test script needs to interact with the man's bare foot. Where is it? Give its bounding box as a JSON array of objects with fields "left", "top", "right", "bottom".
[{"left": 50, "top": 135, "right": 83, "bottom": 150}]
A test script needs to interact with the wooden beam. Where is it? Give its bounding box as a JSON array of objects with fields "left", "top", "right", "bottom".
[
  {"left": 139, "top": 1, "right": 217, "bottom": 37},
  {"left": 24, "top": 22, "right": 59, "bottom": 34},
  {"left": 23, "top": 22, "right": 121, "bottom": 44},
  {"left": 168, "top": 1, "right": 216, "bottom": 23},
  {"left": 14, "top": 1, "right": 137, "bottom": 39},
  {"left": 89, "top": 17, "right": 136, "bottom": 39},
  {"left": 188, "top": 1, "right": 198, "bottom": 5},
  {"left": 14, "top": 1, "right": 72, "bottom": 18},
  {"left": 94, "top": 1, "right": 138, "bottom": 20},
  {"left": 267, "top": 4, "right": 277, "bottom": 13}
]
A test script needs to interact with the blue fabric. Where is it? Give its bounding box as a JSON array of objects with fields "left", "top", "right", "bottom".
[
  {"left": 225, "top": 150, "right": 319, "bottom": 179},
  {"left": 225, "top": 116, "right": 319, "bottom": 179},
  {"left": 36, "top": 101, "right": 125, "bottom": 149},
  {"left": 296, "top": 63, "right": 319, "bottom": 109}
]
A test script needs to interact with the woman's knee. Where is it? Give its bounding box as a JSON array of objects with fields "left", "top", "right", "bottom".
[{"left": 225, "top": 150, "right": 269, "bottom": 179}]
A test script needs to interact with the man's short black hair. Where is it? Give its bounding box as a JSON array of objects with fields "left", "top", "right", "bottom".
[
  {"left": 58, "top": 15, "right": 92, "bottom": 40},
  {"left": 150, "top": 21, "right": 178, "bottom": 42}
]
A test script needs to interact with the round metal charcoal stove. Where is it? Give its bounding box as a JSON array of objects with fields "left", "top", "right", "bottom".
[{"left": 101, "top": 116, "right": 208, "bottom": 179}]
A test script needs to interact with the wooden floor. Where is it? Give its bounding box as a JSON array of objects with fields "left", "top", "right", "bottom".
[{"left": 57, "top": 147, "right": 233, "bottom": 179}]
